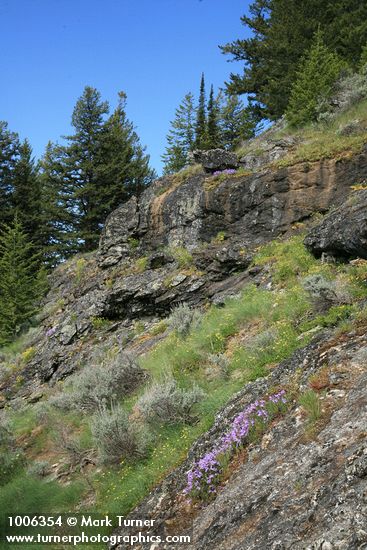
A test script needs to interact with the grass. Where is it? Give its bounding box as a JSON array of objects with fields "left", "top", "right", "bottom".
[
  {"left": 2, "top": 234, "right": 367, "bottom": 532},
  {"left": 273, "top": 99, "right": 367, "bottom": 168},
  {"left": 236, "top": 98, "right": 367, "bottom": 170},
  {"left": 298, "top": 389, "right": 322, "bottom": 423}
]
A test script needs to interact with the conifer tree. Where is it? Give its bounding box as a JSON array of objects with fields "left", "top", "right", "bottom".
[
  {"left": 162, "top": 92, "right": 196, "bottom": 174},
  {"left": 38, "top": 141, "right": 76, "bottom": 266},
  {"left": 220, "top": 95, "right": 257, "bottom": 150},
  {"left": 0, "top": 122, "right": 19, "bottom": 227},
  {"left": 286, "top": 31, "right": 345, "bottom": 127},
  {"left": 99, "top": 91, "right": 154, "bottom": 205},
  {"left": 207, "top": 86, "right": 221, "bottom": 149},
  {"left": 0, "top": 218, "right": 44, "bottom": 344},
  {"left": 194, "top": 74, "right": 207, "bottom": 150},
  {"left": 12, "top": 140, "right": 43, "bottom": 256}
]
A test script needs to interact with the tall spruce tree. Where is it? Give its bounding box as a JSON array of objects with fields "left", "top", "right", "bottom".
[
  {"left": 162, "top": 92, "right": 196, "bottom": 174},
  {"left": 220, "top": 95, "right": 257, "bottom": 150},
  {"left": 38, "top": 141, "right": 77, "bottom": 266},
  {"left": 195, "top": 74, "right": 207, "bottom": 149},
  {"left": 44, "top": 87, "right": 154, "bottom": 255},
  {"left": 62, "top": 86, "right": 109, "bottom": 251},
  {"left": 220, "top": 0, "right": 367, "bottom": 120},
  {"left": 12, "top": 140, "right": 43, "bottom": 257},
  {"left": 286, "top": 31, "right": 345, "bottom": 126},
  {"left": 99, "top": 91, "right": 154, "bottom": 204},
  {"left": 207, "top": 86, "right": 221, "bottom": 149},
  {"left": 0, "top": 218, "right": 44, "bottom": 344},
  {"left": 0, "top": 122, "right": 20, "bottom": 227}
]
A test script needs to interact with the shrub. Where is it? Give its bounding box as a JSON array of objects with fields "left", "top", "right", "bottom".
[
  {"left": 168, "top": 304, "right": 202, "bottom": 339},
  {"left": 165, "top": 246, "right": 193, "bottom": 268},
  {"left": 302, "top": 274, "right": 338, "bottom": 308},
  {"left": 317, "top": 69, "right": 367, "bottom": 121},
  {"left": 136, "top": 377, "right": 205, "bottom": 426},
  {"left": 0, "top": 418, "right": 23, "bottom": 486},
  {"left": 27, "top": 461, "right": 51, "bottom": 478},
  {"left": 91, "top": 404, "right": 147, "bottom": 464},
  {"left": 207, "top": 353, "right": 230, "bottom": 378},
  {"left": 52, "top": 352, "right": 146, "bottom": 412}
]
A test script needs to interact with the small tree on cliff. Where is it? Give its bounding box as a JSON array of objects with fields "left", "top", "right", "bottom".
[
  {"left": 162, "top": 92, "right": 196, "bottom": 174},
  {"left": 287, "top": 30, "right": 346, "bottom": 127}
]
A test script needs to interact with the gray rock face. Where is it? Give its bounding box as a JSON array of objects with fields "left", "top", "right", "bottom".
[
  {"left": 98, "top": 148, "right": 367, "bottom": 268},
  {"left": 191, "top": 148, "right": 239, "bottom": 173},
  {"left": 112, "top": 328, "right": 367, "bottom": 550},
  {"left": 304, "top": 189, "right": 367, "bottom": 260}
]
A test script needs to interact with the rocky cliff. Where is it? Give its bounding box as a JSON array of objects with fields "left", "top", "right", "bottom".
[
  {"left": 2, "top": 145, "right": 367, "bottom": 401},
  {"left": 1, "top": 139, "right": 367, "bottom": 550}
]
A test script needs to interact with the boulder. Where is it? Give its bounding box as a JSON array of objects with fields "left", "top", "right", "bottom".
[
  {"left": 192, "top": 148, "right": 239, "bottom": 173},
  {"left": 304, "top": 189, "right": 367, "bottom": 260}
]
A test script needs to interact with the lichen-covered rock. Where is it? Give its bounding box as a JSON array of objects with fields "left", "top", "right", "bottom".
[
  {"left": 191, "top": 148, "right": 239, "bottom": 173},
  {"left": 111, "top": 327, "right": 367, "bottom": 550},
  {"left": 304, "top": 189, "right": 367, "bottom": 260}
]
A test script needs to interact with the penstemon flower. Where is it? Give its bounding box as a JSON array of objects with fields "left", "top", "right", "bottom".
[{"left": 184, "top": 390, "right": 287, "bottom": 500}]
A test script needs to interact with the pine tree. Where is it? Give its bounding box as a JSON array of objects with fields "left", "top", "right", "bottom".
[
  {"left": 360, "top": 44, "right": 367, "bottom": 69},
  {"left": 220, "top": 0, "right": 367, "bottom": 119},
  {"left": 286, "top": 31, "right": 346, "bottom": 127},
  {"left": 0, "top": 218, "right": 44, "bottom": 344},
  {"left": 207, "top": 86, "right": 221, "bottom": 149},
  {"left": 220, "top": 95, "right": 257, "bottom": 150},
  {"left": 62, "top": 86, "right": 109, "bottom": 251},
  {"left": 195, "top": 74, "right": 207, "bottom": 150},
  {"left": 0, "top": 121, "right": 20, "bottom": 226},
  {"left": 12, "top": 140, "right": 43, "bottom": 256},
  {"left": 38, "top": 141, "right": 77, "bottom": 266},
  {"left": 99, "top": 91, "right": 154, "bottom": 205},
  {"left": 162, "top": 92, "right": 196, "bottom": 174}
]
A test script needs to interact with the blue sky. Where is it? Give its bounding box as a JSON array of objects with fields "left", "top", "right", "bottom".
[{"left": 1, "top": 0, "right": 252, "bottom": 174}]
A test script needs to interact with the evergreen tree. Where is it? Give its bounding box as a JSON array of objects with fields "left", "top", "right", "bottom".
[
  {"left": 0, "top": 122, "right": 19, "bottom": 226},
  {"left": 207, "top": 86, "right": 221, "bottom": 149},
  {"left": 38, "top": 141, "right": 76, "bottom": 266},
  {"left": 194, "top": 74, "right": 207, "bottom": 149},
  {"left": 0, "top": 218, "right": 44, "bottom": 344},
  {"left": 62, "top": 86, "right": 109, "bottom": 251},
  {"left": 12, "top": 140, "right": 43, "bottom": 256},
  {"left": 220, "top": 0, "right": 367, "bottom": 120},
  {"left": 360, "top": 44, "right": 367, "bottom": 69},
  {"left": 99, "top": 91, "right": 154, "bottom": 205},
  {"left": 220, "top": 95, "right": 257, "bottom": 150},
  {"left": 286, "top": 31, "right": 345, "bottom": 127},
  {"left": 162, "top": 92, "right": 196, "bottom": 174}
]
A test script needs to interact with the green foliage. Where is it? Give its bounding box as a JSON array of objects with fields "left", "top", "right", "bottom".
[
  {"left": 206, "top": 85, "right": 221, "bottom": 149},
  {"left": 219, "top": 94, "right": 256, "bottom": 150},
  {"left": 165, "top": 246, "right": 193, "bottom": 268},
  {"left": 42, "top": 87, "right": 154, "bottom": 254},
  {"left": 168, "top": 304, "right": 202, "bottom": 339},
  {"left": 360, "top": 44, "right": 367, "bottom": 69},
  {"left": 0, "top": 218, "right": 44, "bottom": 345},
  {"left": 195, "top": 73, "right": 207, "bottom": 150},
  {"left": 299, "top": 390, "right": 322, "bottom": 423},
  {"left": 221, "top": 0, "right": 367, "bottom": 120},
  {"left": 0, "top": 475, "right": 83, "bottom": 524},
  {"left": 136, "top": 377, "right": 205, "bottom": 426},
  {"left": 91, "top": 404, "right": 147, "bottom": 464},
  {"left": 51, "top": 352, "right": 145, "bottom": 412},
  {"left": 162, "top": 93, "right": 196, "bottom": 174},
  {"left": 287, "top": 31, "right": 346, "bottom": 127},
  {"left": 0, "top": 419, "right": 23, "bottom": 486}
]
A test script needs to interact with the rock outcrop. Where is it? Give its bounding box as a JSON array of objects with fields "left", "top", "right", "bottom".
[
  {"left": 304, "top": 189, "right": 367, "bottom": 260},
  {"left": 2, "top": 148, "right": 367, "bottom": 400},
  {"left": 112, "top": 327, "right": 367, "bottom": 550}
]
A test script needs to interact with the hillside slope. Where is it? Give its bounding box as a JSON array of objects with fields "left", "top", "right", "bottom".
[{"left": 1, "top": 113, "right": 367, "bottom": 549}]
